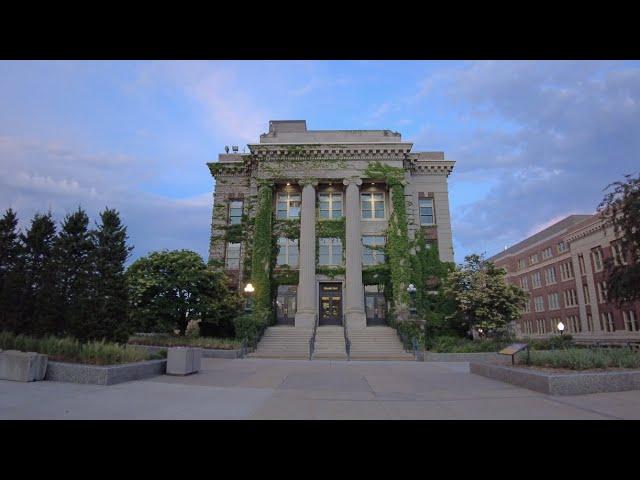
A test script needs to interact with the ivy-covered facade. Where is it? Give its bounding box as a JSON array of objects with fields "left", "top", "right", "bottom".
[{"left": 208, "top": 120, "right": 455, "bottom": 330}]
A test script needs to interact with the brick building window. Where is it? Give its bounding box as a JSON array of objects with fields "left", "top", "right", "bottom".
[
  {"left": 582, "top": 284, "right": 590, "bottom": 305},
  {"left": 529, "top": 253, "right": 539, "bottom": 265},
  {"left": 548, "top": 293, "right": 560, "bottom": 310},
  {"left": 600, "top": 312, "right": 615, "bottom": 332},
  {"left": 225, "top": 242, "right": 241, "bottom": 269},
  {"left": 557, "top": 241, "right": 568, "bottom": 253},
  {"left": 564, "top": 289, "right": 578, "bottom": 307},
  {"left": 531, "top": 271, "right": 542, "bottom": 289},
  {"left": 560, "top": 261, "right": 574, "bottom": 281},
  {"left": 537, "top": 318, "right": 547, "bottom": 334},
  {"left": 523, "top": 299, "right": 531, "bottom": 313},
  {"left": 612, "top": 242, "right": 627, "bottom": 266},
  {"left": 542, "top": 247, "right": 553, "bottom": 260},
  {"left": 521, "top": 276, "right": 529, "bottom": 291},
  {"left": 597, "top": 281, "right": 608, "bottom": 303},
  {"left": 591, "top": 248, "right": 603, "bottom": 272},
  {"left": 518, "top": 258, "right": 526, "bottom": 270},
  {"left": 362, "top": 236, "right": 386, "bottom": 266},
  {"left": 587, "top": 314, "right": 594, "bottom": 332},
  {"left": 623, "top": 311, "right": 638, "bottom": 332},
  {"left": 419, "top": 198, "right": 435, "bottom": 225},
  {"left": 277, "top": 237, "right": 299, "bottom": 268},
  {"left": 534, "top": 296, "right": 544, "bottom": 312},
  {"left": 567, "top": 315, "right": 581, "bottom": 333},
  {"left": 578, "top": 254, "right": 586, "bottom": 275},
  {"left": 545, "top": 266, "right": 557, "bottom": 285}
]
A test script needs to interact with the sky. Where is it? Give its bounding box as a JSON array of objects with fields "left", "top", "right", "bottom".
[{"left": 1, "top": 60, "right": 639, "bottom": 265}]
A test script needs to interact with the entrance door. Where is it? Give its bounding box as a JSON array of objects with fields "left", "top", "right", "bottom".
[
  {"left": 365, "top": 292, "right": 387, "bottom": 326},
  {"left": 319, "top": 283, "right": 342, "bottom": 325},
  {"left": 276, "top": 286, "right": 297, "bottom": 325}
]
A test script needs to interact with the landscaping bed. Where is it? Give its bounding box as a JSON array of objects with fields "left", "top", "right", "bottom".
[
  {"left": 470, "top": 348, "right": 640, "bottom": 395},
  {"left": 45, "top": 359, "right": 167, "bottom": 385},
  {"left": 128, "top": 335, "right": 241, "bottom": 351}
]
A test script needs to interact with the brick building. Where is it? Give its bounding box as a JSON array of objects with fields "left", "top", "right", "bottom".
[{"left": 489, "top": 214, "right": 640, "bottom": 343}]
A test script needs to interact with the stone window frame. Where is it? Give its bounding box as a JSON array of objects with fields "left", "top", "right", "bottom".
[
  {"left": 225, "top": 242, "right": 241, "bottom": 269},
  {"left": 520, "top": 276, "right": 529, "bottom": 291},
  {"left": 362, "top": 235, "right": 386, "bottom": 266},
  {"left": 564, "top": 288, "right": 578, "bottom": 307},
  {"left": 623, "top": 310, "right": 638, "bottom": 332},
  {"left": 318, "top": 190, "right": 343, "bottom": 219},
  {"left": 597, "top": 281, "right": 608, "bottom": 304},
  {"left": 531, "top": 271, "right": 542, "bottom": 289},
  {"left": 418, "top": 197, "right": 435, "bottom": 226},
  {"left": 318, "top": 237, "right": 343, "bottom": 266},
  {"left": 548, "top": 292, "right": 560, "bottom": 310},
  {"left": 228, "top": 199, "right": 243, "bottom": 225},
  {"left": 529, "top": 253, "right": 539, "bottom": 265},
  {"left": 557, "top": 241, "right": 568, "bottom": 253},
  {"left": 276, "top": 237, "right": 299, "bottom": 268},
  {"left": 360, "top": 189, "right": 386, "bottom": 220},
  {"left": 518, "top": 258, "right": 526, "bottom": 270},
  {"left": 534, "top": 295, "right": 545, "bottom": 312},
  {"left": 276, "top": 189, "right": 302, "bottom": 220},
  {"left": 611, "top": 241, "right": 627, "bottom": 266},
  {"left": 582, "top": 284, "right": 591, "bottom": 305},
  {"left": 591, "top": 248, "right": 603, "bottom": 272},
  {"left": 541, "top": 247, "right": 553, "bottom": 260},
  {"left": 600, "top": 311, "right": 615, "bottom": 332},
  {"left": 545, "top": 266, "right": 557, "bottom": 285}
]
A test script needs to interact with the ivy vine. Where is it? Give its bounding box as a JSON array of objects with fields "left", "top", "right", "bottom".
[{"left": 250, "top": 183, "right": 274, "bottom": 320}]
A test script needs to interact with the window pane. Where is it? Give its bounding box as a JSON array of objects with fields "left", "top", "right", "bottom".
[{"left": 319, "top": 209, "right": 329, "bottom": 219}]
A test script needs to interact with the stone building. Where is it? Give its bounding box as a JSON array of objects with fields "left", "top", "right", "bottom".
[
  {"left": 208, "top": 120, "right": 455, "bottom": 333},
  {"left": 490, "top": 214, "right": 640, "bottom": 344}
]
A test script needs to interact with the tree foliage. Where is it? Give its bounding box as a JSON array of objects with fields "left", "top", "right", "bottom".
[
  {"left": 127, "top": 249, "right": 240, "bottom": 336},
  {"left": 444, "top": 254, "right": 527, "bottom": 338},
  {"left": 598, "top": 173, "right": 640, "bottom": 304}
]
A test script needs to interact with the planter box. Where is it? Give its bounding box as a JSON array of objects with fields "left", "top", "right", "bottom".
[
  {"left": 424, "top": 352, "right": 508, "bottom": 363},
  {"left": 129, "top": 344, "right": 242, "bottom": 359},
  {"left": 0, "top": 350, "right": 48, "bottom": 382},
  {"left": 470, "top": 361, "right": 640, "bottom": 395},
  {"left": 167, "top": 348, "right": 201, "bottom": 375},
  {"left": 44, "top": 359, "right": 166, "bottom": 385}
]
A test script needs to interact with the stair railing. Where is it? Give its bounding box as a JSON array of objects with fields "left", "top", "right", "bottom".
[
  {"left": 309, "top": 313, "right": 318, "bottom": 360},
  {"left": 343, "top": 313, "right": 350, "bottom": 360}
]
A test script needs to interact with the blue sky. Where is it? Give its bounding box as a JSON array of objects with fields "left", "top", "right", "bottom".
[{"left": 1, "top": 60, "right": 639, "bottom": 264}]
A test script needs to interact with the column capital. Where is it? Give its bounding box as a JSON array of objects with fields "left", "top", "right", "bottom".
[
  {"left": 298, "top": 178, "right": 318, "bottom": 188},
  {"left": 342, "top": 177, "right": 362, "bottom": 187}
]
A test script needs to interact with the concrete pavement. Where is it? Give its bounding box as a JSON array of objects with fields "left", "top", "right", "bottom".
[{"left": 1, "top": 358, "right": 639, "bottom": 419}]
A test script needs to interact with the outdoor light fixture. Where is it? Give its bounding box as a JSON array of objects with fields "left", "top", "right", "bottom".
[
  {"left": 286, "top": 182, "right": 290, "bottom": 186},
  {"left": 407, "top": 284, "right": 417, "bottom": 293},
  {"left": 244, "top": 283, "right": 255, "bottom": 293},
  {"left": 557, "top": 321, "right": 565, "bottom": 335},
  {"left": 244, "top": 283, "right": 254, "bottom": 313},
  {"left": 407, "top": 284, "right": 417, "bottom": 316}
]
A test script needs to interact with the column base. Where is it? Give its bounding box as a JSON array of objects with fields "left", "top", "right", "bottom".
[
  {"left": 346, "top": 311, "right": 367, "bottom": 330},
  {"left": 295, "top": 312, "right": 316, "bottom": 329}
]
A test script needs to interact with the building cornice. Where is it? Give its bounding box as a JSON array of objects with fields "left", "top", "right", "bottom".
[
  {"left": 406, "top": 159, "right": 456, "bottom": 177},
  {"left": 247, "top": 143, "right": 413, "bottom": 158}
]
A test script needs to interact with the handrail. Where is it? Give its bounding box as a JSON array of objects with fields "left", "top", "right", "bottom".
[
  {"left": 309, "top": 313, "right": 318, "bottom": 360},
  {"left": 343, "top": 313, "right": 350, "bottom": 360}
]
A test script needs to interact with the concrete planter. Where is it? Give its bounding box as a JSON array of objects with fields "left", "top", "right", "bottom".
[
  {"left": 470, "top": 362, "right": 640, "bottom": 395},
  {"left": 129, "top": 344, "right": 242, "bottom": 359},
  {"left": 0, "top": 350, "right": 48, "bottom": 382},
  {"left": 167, "top": 348, "right": 201, "bottom": 375},
  {"left": 44, "top": 359, "right": 166, "bottom": 385}
]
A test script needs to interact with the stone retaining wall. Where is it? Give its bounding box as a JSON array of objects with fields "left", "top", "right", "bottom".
[
  {"left": 45, "top": 359, "right": 166, "bottom": 385},
  {"left": 129, "top": 344, "right": 242, "bottom": 359},
  {"left": 424, "top": 352, "right": 508, "bottom": 363},
  {"left": 470, "top": 362, "right": 640, "bottom": 395}
]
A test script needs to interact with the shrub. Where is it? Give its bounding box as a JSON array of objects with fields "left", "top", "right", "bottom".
[
  {"left": 429, "top": 334, "right": 507, "bottom": 353},
  {"left": 186, "top": 320, "right": 200, "bottom": 338},
  {"left": 397, "top": 320, "right": 424, "bottom": 347},
  {"left": 0, "top": 331, "right": 152, "bottom": 365},
  {"left": 234, "top": 313, "right": 268, "bottom": 344},
  {"left": 519, "top": 335, "right": 574, "bottom": 350},
  {"left": 128, "top": 334, "right": 241, "bottom": 350},
  {"left": 517, "top": 347, "right": 640, "bottom": 370}
]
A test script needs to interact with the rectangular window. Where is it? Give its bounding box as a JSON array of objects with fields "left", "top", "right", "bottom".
[
  {"left": 564, "top": 289, "right": 578, "bottom": 307},
  {"left": 361, "top": 192, "right": 385, "bottom": 219},
  {"left": 228, "top": 200, "right": 243, "bottom": 225},
  {"left": 557, "top": 241, "right": 568, "bottom": 253},
  {"left": 578, "top": 254, "right": 586, "bottom": 275},
  {"left": 362, "top": 236, "right": 386, "bottom": 266},
  {"left": 276, "top": 192, "right": 301, "bottom": 219},
  {"left": 529, "top": 254, "right": 539, "bottom": 265},
  {"left": 523, "top": 299, "right": 531, "bottom": 313},
  {"left": 591, "top": 248, "right": 603, "bottom": 272},
  {"left": 587, "top": 314, "right": 594, "bottom": 332},
  {"left": 612, "top": 242, "right": 627, "bottom": 266},
  {"left": 567, "top": 315, "right": 581, "bottom": 333},
  {"left": 534, "top": 296, "right": 544, "bottom": 312},
  {"left": 597, "top": 281, "right": 608, "bottom": 303},
  {"left": 318, "top": 192, "right": 343, "bottom": 219},
  {"left": 225, "top": 242, "right": 241, "bottom": 269},
  {"left": 541, "top": 247, "right": 553, "bottom": 260},
  {"left": 319, "top": 237, "right": 343, "bottom": 266},
  {"left": 276, "top": 237, "right": 299, "bottom": 268},
  {"left": 548, "top": 293, "right": 560, "bottom": 310},
  {"left": 521, "top": 276, "right": 529, "bottom": 291},
  {"left": 582, "top": 284, "right": 590, "bottom": 305},
  {"left": 419, "top": 198, "right": 435, "bottom": 226},
  {"left": 600, "top": 312, "right": 615, "bottom": 332},
  {"left": 560, "top": 261, "right": 574, "bottom": 281},
  {"left": 518, "top": 258, "right": 526, "bottom": 270},
  {"left": 545, "top": 266, "right": 557, "bottom": 285},
  {"left": 624, "top": 311, "right": 638, "bottom": 332},
  {"left": 531, "top": 271, "right": 542, "bottom": 289}
]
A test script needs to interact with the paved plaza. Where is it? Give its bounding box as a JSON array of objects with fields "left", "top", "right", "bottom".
[{"left": 1, "top": 358, "right": 640, "bottom": 419}]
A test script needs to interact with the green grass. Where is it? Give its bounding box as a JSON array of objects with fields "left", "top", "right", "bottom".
[
  {"left": 517, "top": 348, "right": 640, "bottom": 370},
  {"left": 128, "top": 335, "right": 242, "bottom": 350},
  {"left": 0, "top": 331, "right": 160, "bottom": 365}
]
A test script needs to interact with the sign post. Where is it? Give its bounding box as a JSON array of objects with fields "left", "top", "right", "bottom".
[{"left": 499, "top": 343, "right": 529, "bottom": 366}]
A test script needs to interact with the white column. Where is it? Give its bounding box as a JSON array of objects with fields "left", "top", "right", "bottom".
[
  {"left": 344, "top": 178, "right": 367, "bottom": 330},
  {"left": 572, "top": 253, "right": 589, "bottom": 335},
  {"left": 295, "top": 181, "right": 317, "bottom": 328}
]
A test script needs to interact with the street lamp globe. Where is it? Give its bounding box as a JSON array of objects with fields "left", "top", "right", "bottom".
[
  {"left": 244, "top": 283, "right": 255, "bottom": 293},
  {"left": 407, "top": 284, "right": 416, "bottom": 294},
  {"left": 557, "top": 321, "right": 565, "bottom": 334}
]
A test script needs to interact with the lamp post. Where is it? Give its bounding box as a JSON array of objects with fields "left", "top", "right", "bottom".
[
  {"left": 244, "top": 283, "right": 255, "bottom": 313},
  {"left": 407, "top": 284, "right": 417, "bottom": 317},
  {"left": 557, "top": 321, "right": 565, "bottom": 336}
]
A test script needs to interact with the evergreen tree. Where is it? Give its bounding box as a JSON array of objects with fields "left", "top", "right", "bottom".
[
  {"left": 91, "top": 208, "right": 132, "bottom": 343},
  {"left": 55, "top": 208, "right": 95, "bottom": 340},
  {"left": 0, "top": 209, "right": 24, "bottom": 332},
  {"left": 20, "top": 212, "right": 60, "bottom": 335}
]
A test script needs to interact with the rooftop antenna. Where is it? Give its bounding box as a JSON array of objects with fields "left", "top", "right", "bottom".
[
  {"left": 225, "top": 146, "right": 229, "bottom": 153},
  {"left": 232, "top": 145, "right": 239, "bottom": 153}
]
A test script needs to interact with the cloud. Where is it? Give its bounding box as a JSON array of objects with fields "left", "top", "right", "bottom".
[{"left": 421, "top": 61, "right": 640, "bottom": 261}]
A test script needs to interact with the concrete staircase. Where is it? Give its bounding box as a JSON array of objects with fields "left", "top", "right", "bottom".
[
  {"left": 248, "top": 326, "right": 312, "bottom": 359},
  {"left": 312, "top": 326, "right": 348, "bottom": 360},
  {"left": 348, "top": 326, "right": 415, "bottom": 361}
]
